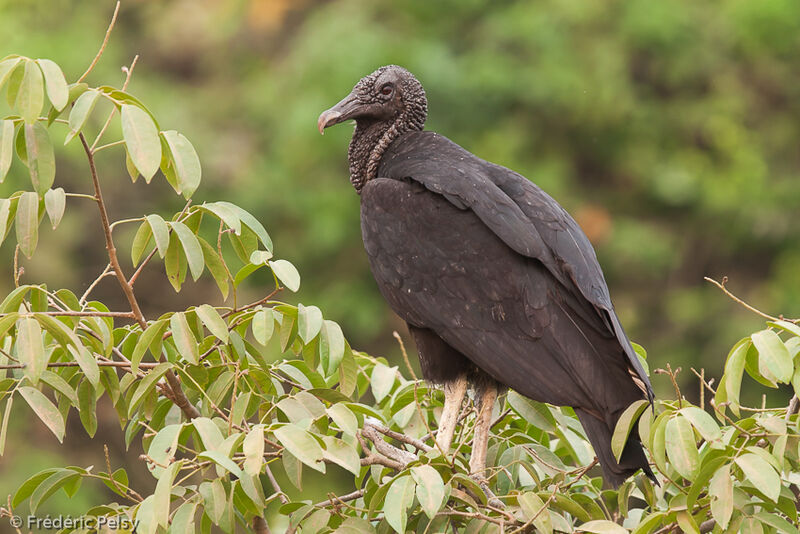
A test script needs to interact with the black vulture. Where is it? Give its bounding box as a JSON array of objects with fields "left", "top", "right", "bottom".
[{"left": 318, "top": 65, "right": 655, "bottom": 488}]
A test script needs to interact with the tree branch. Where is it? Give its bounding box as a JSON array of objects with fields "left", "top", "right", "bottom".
[{"left": 79, "top": 133, "right": 200, "bottom": 420}]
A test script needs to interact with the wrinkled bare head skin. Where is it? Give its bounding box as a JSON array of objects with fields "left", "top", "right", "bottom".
[{"left": 318, "top": 65, "right": 427, "bottom": 192}]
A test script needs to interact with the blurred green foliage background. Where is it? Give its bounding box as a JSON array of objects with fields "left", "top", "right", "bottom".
[{"left": 1, "top": 0, "right": 799, "bottom": 514}]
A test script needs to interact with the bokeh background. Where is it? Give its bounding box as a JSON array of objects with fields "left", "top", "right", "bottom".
[{"left": 1, "top": 0, "right": 799, "bottom": 518}]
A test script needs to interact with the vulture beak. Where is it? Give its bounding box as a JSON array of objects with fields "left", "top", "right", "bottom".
[{"left": 317, "top": 93, "right": 361, "bottom": 134}]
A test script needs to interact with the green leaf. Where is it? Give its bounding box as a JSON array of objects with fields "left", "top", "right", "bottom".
[
  {"left": 507, "top": 390, "right": 556, "bottom": 431},
  {"left": 146, "top": 424, "right": 182, "bottom": 478},
  {"left": 198, "top": 236, "right": 229, "bottom": 299},
  {"left": 145, "top": 214, "right": 170, "bottom": 258},
  {"left": 249, "top": 250, "right": 272, "bottom": 265},
  {"left": 0, "top": 119, "right": 14, "bottom": 182},
  {"left": 709, "top": 463, "right": 733, "bottom": 529},
  {"left": 153, "top": 461, "right": 180, "bottom": 528},
  {"left": 273, "top": 423, "right": 326, "bottom": 473},
  {"left": 753, "top": 511, "right": 800, "bottom": 534},
  {"left": 77, "top": 378, "right": 97, "bottom": 437},
  {"left": 162, "top": 130, "right": 201, "bottom": 199},
  {"left": 297, "top": 304, "right": 323, "bottom": 343},
  {"left": 518, "top": 491, "right": 552, "bottom": 534},
  {"left": 39, "top": 370, "right": 78, "bottom": 406},
  {"left": 170, "top": 501, "right": 198, "bottom": 534},
  {"left": 28, "top": 469, "right": 79, "bottom": 514},
  {"left": 338, "top": 347, "right": 357, "bottom": 397},
  {"left": 170, "top": 221, "right": 204, "bottom": 281},
  {"left": 66, "top": 89, "right": 100, "bottom": 144},
  {"left": 269, "top": 259, "right": 300, "bottom": 292},
  {"left": 24, "top": 122, "right": 55, "bottom": 194},
  {"left": 43, "top": 187, "right": 65, "bottom": 229},
  {"left": 121, "top": 104, "right": 161, "bottom": 181},
  {"left": 170, "top": 312, "right": 199, "bottom": 364},
  {"left": 0, "top": 198, "right": 11, "bottom": 245},
  {"left": 35, "top": 59, "right": 68, "bottom": 111},
  {"left": 200, "top": 202, "right": 241, "bottom": 234},
  {"left": 131, "top": 221, "right": 152, "bottom": 266},
  {"left": 214, "top": 201, "right": 272, "bottom": 252},
  {"left": 679, "top": 406, "right": 721, "bottom": 443},
  {"left": 17, "top": 317, "right": 46, "bottom": 385},
  {"left": 65, "top": 343, "right": 100, "bottom": 388},
  {"left": 128, "top": 362, "right": 173, "bottom": 417},
  {"left": 723, "top": 338, "right": 749, "bottom": 416},
  {"left": 193, "top": 416, "right": 224, "bottom": 451},
  {"left": 371, "top": 363, "right": 396, "bottom": 403},
  {"left": 0, "top": 58, "right": 21, "bottom": 91},
  {"left": 320, "top": 320, "right": 345, "bottom": 375},
  {"left": 198, "top": 450, "right": 243, "bottom": 478},
  {"left": 18, "top": 386, "right": 64, "bottom": 442},
  {"left": 16, "top": 59, "right": 44, "bottom": 123},
  {"left": 768, "top": 319, "right": 800, "bottom": 338},
  {"left": 735, "top": 452, "right": 780, "bottom": 502},
  {"left": 321, "top": 435, "right": 360, "bottom": 475},
  {"left": 195, "top": 304, "right": 229, "bottom": 343},
  {"left": 665, "top": 415, "right": 699, "bottom": 480},
  {"left": 131, "top": 319, "right": 168, "bottom": 373},
  {"left": 252, "top": 309, "right": 274, "bottom": 345},
  {"left": 752, "top": 329, "right": 793, "bottom": 383},
  {"left": 327, "top": 403, "right": 358, "bottom": 437},
  {"left": 243, "top": 425, "right": 265, "bottom": 476},
  {"left": 384, "top": 475, "right": 415, "bottom": 534},
  {"left": 15, "top": 191, "right": 39, "bottom": 258},
  {"left": 0, "top": 396, "right": 12, "bottom": 455},
  {"left": 611, "top": 399, "right": 649, "bottom": 462},
  {"left": 576, "top": 520, "right": 628, "bottom": 533},
  {"left": 411, "top": 465, "right": 446, "bottom": 520},
  {"left": 13, "top": 468, "right": 60, "bottom": 508}
]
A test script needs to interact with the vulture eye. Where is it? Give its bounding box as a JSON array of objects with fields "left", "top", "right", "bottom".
[{"left": 380, "top": 84, "right": 393, "bottom": 96}]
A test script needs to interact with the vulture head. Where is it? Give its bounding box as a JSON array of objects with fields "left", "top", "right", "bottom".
[{"left": 318, "top": 65, "right": 427, "bottom": 191}]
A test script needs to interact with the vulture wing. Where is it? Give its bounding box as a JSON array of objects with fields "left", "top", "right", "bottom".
[{"left": 376, "top": 131, "right": 653, "bottom": 400}]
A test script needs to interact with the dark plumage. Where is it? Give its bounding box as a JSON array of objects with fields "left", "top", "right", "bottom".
[{"left": 319, "top": 65, "right": 654, "bottom": 487}]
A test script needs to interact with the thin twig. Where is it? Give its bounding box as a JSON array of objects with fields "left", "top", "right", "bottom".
[
  {"left": 77, "top": 1, "right": 121, "bottom": 83},
  {"left": 80, "top": 263, "right": 113, "bottom": 305},
  {"left": 315, "top": 489, "right": 365, "bottom": 508},
  {"left": 0, "top": 310, "right": 135, "bottom": 318},
  {"left": 264, "top": 464, "right": 288, "bottom": 504},
  {"left": 704, "top": 276, "right": 794, "bottom": 323},
  {"left": 393, "top": 331, "right": 417, "bottom": 381},
  {"left": 655, "top": 364, "right": 682, "bottom": 408},
  {"left": 13, "top": 245, "right": 20, "bottom": 287},
  {"left": 222, "top": 287, "right": 282, "bottom": 318},
  {"left": 90, "top": 55, "right": 138, "bottom": 151},
  {"left": 787, "top": 396, "right": 799, "bottom": 423},
  {"left": 0, "top": 361, "right": 159, "bottom": 370}
]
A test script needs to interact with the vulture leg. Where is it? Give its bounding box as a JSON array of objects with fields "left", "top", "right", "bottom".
[
  {"left": 469, "top": 380, "right": 498, "bottom": 477},
  {"left": 435, "top": 374, "right": 468, "bottom": 452},
  {"left": 469, "top": 379, "right": 503, "bottom": 508}
]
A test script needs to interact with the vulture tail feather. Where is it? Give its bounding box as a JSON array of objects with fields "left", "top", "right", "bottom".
[{"left": 574, "top": 408, "right": 656, "bottom": 488}]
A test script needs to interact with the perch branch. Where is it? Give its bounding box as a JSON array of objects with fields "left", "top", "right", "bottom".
[
  {"left": 365, "top": 421, "right": 432, "bottom": 452},
  {"left": 357, "top": 430, "right": 407, "bottom": 471}
]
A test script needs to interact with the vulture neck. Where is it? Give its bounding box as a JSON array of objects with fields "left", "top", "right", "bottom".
[
  {"left": 349, "top": 111, "right": 422, "bottom": 193},
  {"left": 349, "top": 118, "right": 396, "bottom": 193}
]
